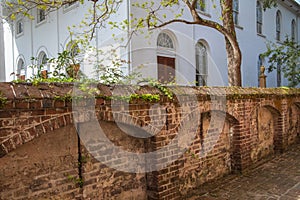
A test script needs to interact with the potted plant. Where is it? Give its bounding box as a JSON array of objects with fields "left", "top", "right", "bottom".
[{"left": 48, "top": 49, "right": 81, "bottom": 80}]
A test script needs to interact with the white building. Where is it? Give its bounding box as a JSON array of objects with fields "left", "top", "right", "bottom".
[{"left": 0, "top": 0, "right": 299, "bottom": 87}]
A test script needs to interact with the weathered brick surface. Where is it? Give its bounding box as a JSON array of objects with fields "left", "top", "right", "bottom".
[
  {"left": 0, "top": 83, "right": 299, "bottom": 199},
  {"left": 79, "top": 121, "right": 149, "bottom": 200},
  {"left": 0, "top": 125, "right": 80, "bottom": 200}
]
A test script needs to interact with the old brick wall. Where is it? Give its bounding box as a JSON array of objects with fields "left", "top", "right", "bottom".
[
  {"left": 0, "top": 83, "right": 300, "bottom": 200},
  {"left": 178, "top": 113, "right": 237, "bottom": 195},
  {"left": 79, "top": 121, "right": 149, "bottom": 200},
  {"left": 0, "top": 125, "right": 80, "bottom": 200}
]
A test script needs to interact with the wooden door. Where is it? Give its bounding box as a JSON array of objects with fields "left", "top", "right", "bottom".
[{"left": 157, "top": 56, "right": 175, "bottom": 84}]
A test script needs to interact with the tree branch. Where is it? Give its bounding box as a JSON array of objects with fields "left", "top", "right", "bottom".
[{"left": 149, "top": 18, "right": 199, "bottom": 29}]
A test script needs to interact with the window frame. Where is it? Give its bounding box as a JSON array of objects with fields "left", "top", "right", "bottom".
[
  {"left": 196, "top": 0, "right": 206, "bottom": 12},
  {"left": 16, "top": 58, "right": 26, "bottom": 80},
  {"left": 195, "top": 41, "right": 208, "bottom": 86},
  {"left": 291, "top": 19, "right": 296, "bottom": 41},
  {"left": 37, "top": 51, "right": 48, "bottom": 66},
  {"left": 37, "top": 51, "right": 49, "bottom": 78},
  {"left": 16, "top": 19, "right": 24, "bottom": 37},
  {"left": 36, "top": 8, "right": 46, "bottom": 25},
  {"left": 232, "top": 0, "right": 239, "bottom": 25},
  {"left": 276, "top": 10, "right": 281, "bottom": 41},
  {"left": 256, "top": 1, "right": 263, "bottom": 34},
  {"left": 63, "top": 1, "right": 79, "bottom": 13},
  {"left": 157, "top": 32, "right": 174, "bottom": 50}
]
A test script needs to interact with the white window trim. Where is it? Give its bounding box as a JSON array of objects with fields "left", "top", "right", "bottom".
[
  {"left": 15, "top": 19, "right": 24, "bottom": 38},
  {"left": 157, "top": 32, "right": 176, "bottom": 57},
  {"left": 233, "top": 0, "right": 239, "bottom": 26},
  {"left": 195, "top": 0, "right": 211, "bottom": 17},
  {"left": 256, "top": 1, "right": 263, "bottom": 35},
  {"left": 195, "top": 42, "right": 208, "bottom": 86},
  {"left": 275, "top": 10, "right": 281, "bottom": 41},
  {"left": 36, "top": 8, "right": 47, "bottom": 27},
  {"left": 157, "top": 32, "right": 175, "bottom": 49},
  {"left": 235, "top": 24, "right": 244, "bottom": 30},
  {"left": 291, "top": 19, "right": 296, "bottom": 41},
  {"left": 63, "top": 2, "right": 79, "bottom": 13},
  {"left": 16, "top": 58, "right": 26, "bottom": 78},
  {"left": 38, "top": 51, "right": 48, "bottom": 66},
  {"left": 257, "top": 33, "right": 266, "bottom": 38}
]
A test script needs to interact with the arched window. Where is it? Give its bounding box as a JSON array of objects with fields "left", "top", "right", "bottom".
[
  {"left": 38, "top": 51, "right": 48, "bottom": 78},
  {"left": 157, "top": 32, "right": 174, "bottom": 49},
  {"left": 276, "top": 11, "right": 281, "bottom": 41},
  {"left": 233, "top": 0, "right": 239, "bottom": 25},
  {"left": 16, "top": 19, "right": 24, "bottom": 35},
  {"left": 17, "top": 58, "right": 24, "bottom": 74},
  {"left": 195, "top": 42, "right": 208, "bottom": 86},
  {"left": 291, "top": 19, "right": 296, "bottom": 41},
  {"left": 256, "top": 1, "right": 263, "bottom": 34},
  {"left": 66, "top": 40, "right": 80, "bottom": 57},
  {"left": 17, "top": 58, "right": 25, "bottom": 79},
  {"left": 38, "top": 51, "right": 47, "bottom": 66},
  {"left": 37, "top": 9, "right": 46, "bottom": 24}
]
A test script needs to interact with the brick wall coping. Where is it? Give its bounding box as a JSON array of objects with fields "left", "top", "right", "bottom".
[{"left": 0, "top": 82, "right": 299, "bottom": 103}]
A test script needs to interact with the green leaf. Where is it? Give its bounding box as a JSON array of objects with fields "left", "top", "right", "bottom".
[{"left": 10, "top": 14, "right": 16, "bottom": 20}]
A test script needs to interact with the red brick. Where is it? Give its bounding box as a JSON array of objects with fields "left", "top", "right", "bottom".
[
  {"left": 1, "top": 83, "right": 300, "bottom": 199},
  {"left": 0, "top": 111, "right": 12, "bottom": 118},
  {"left": 29, "top": 100, "right": 42, "bottom": 109},
  {"left": 42, "top": 99, "right": 53, "bottom": 108},
  {"left": 2, "top": 101, "right": 14, "bottom": 109},
  {"left": 11, "top": 134, "right": 22, "bottom": 146},
  {"left": 54, "top": 100, "right": 66, "bottom": 108},
  {"left": 15, "top": 101, "right": 29, "bottom": 109},
  {"left": 0, "top": 83, "right": 15, "bottom": 99}
]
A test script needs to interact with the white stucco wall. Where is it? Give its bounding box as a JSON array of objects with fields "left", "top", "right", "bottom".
[
  {"left": 1, "top": 0, "right": 299, "bottom": 86},
  {"left": 0, "top": 5, "right": 5, "bottom": 82},
  {"left": 129, "top": 0, "right": 300, "bottom": 87}
]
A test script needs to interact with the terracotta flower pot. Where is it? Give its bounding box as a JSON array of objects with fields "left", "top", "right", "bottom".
[
  {"left": 41, "top": 70, "right": 48, "bottom": 79},
  {"left": 67, "top": 64, "right": 80, "bottom": 79}
]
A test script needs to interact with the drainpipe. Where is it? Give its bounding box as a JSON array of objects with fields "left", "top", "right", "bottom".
[
  {"left": 96, "top": 27, "right": 99, "bottom": 80},
  {"left": 0, "top": 6, "right": 6, "bottom": 81},
  {"left": 297, "top": 15, "right": 299, "bottom": 42},
  {"left": 11, "top": 22, "right": 15, "bottom": 80},
  {"left": 57, "top": 9, "right": 60, "bottom": 52},
  {"left": 127, "top": 0, "right": 131, "bottom": 77},
  {"left": 31, "top": 10, "right": 34, "bottom": 75}
]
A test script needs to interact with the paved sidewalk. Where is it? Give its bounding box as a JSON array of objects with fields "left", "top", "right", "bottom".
[{"left": 187, "top": 144, "right": 300, "bottom": 200}]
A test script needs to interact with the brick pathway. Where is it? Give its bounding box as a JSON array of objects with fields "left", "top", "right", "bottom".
[{"left": 187, "top": 144, "right": 300, "bottom": 200}]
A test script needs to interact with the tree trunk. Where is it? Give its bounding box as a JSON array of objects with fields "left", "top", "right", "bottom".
[
  {"left": 225, "top": 40, "right": 242, "bottom": 86},
  {"left": 150, "top": 0, "right": 243, "bottom": 86},
  {"left": 221, "top": 0, "right": 242, "bottom": 86}
]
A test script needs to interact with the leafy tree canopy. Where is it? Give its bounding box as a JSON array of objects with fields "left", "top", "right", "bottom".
[
  {"left": 262, "top": 38, "right": 300, "bottom": 87},
  {"left": 1, "top": 0, "right": 278, "bottom": 86}
]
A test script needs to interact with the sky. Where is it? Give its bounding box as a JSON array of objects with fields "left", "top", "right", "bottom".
[{"left": 297, "top": 0, "right": 300, "bottom": 4}]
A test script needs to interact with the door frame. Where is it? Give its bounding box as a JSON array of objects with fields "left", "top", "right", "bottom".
[
  {"left": 157, "top": 56, "right": 176, "bottom": 83},
  {"left": 156, "top": 46, "right": 177, "bottom": 83}
]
